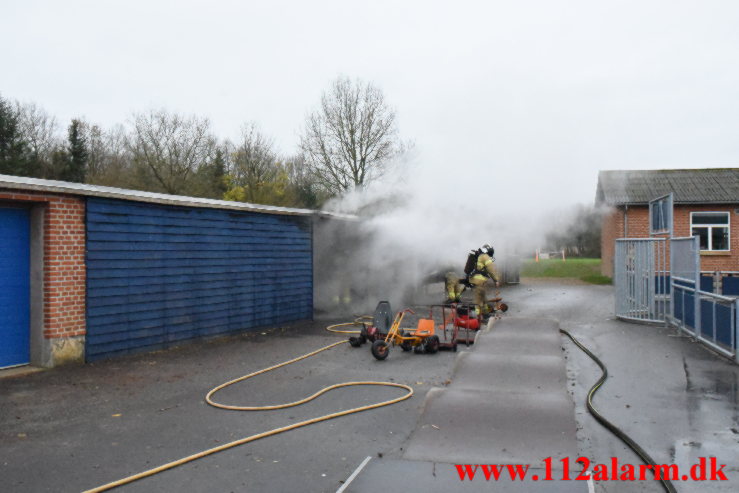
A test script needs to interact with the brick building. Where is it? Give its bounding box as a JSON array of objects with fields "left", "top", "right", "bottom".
[
  {"left": 597, "top": 168, "right": 739, "bottom": 278},
  {"left": 0, "top": 174, "right": 345, "bottom": 370},
  {"left": 0, "top": 189, "right": 86, "bottom": 368}
]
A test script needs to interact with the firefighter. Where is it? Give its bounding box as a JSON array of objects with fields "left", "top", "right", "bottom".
[
  {"left": 469, "top": 244, "right": 500, "bottom": 317},
  {"left": 445, "top": 272, "right": 465, "bottom": 304}
]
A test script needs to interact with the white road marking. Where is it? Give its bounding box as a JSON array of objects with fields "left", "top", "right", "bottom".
[
  {"left": 586, "top": 470, "right": 595, "bottom": 493},
  {"left": 336, "top": 456, "right": 372, "bottom": 493}
]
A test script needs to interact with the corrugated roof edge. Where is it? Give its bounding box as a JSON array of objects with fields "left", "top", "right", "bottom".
[{"left": 0, "top": 173, "right": 357, "bottom": 220}]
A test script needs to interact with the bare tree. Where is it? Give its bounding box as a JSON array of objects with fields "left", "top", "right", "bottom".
[
  {"left": 225, "top": 122, "right": 285, "bottom": 203},
  {"left": 230, "top": 123, "right": 277, "bottom": 188},
  {"left": 15, "top": 101, "right": 62, "bottom": 177},
  {"left": 283, "top": 154, "right": 327, "bottom": 208},
  {"left": 127, "top": 109, "right": 216, "bottom": 194},
  {"left": 299, "top": 77, "right": 402, "bottom": 194},
  {"left": 15, "top": 101, "right": 60, "bottom": 158},
  {"left": 87, "top": 123, "right": 139, "bottom": 187},
  {"left": 84, "top": 122, "right": 107, "bottom": 181}
]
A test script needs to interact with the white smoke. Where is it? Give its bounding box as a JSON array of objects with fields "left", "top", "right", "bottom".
[{"left": 313, "top": 155, "right": 567, "bottom": 314}]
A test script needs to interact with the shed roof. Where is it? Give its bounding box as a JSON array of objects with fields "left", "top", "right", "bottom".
[
  {"left": 0, "top": 173, "right": 355, "bottom": 219},
  {"left": 596, "top": 168, "right": 739, "bottom": 205}
]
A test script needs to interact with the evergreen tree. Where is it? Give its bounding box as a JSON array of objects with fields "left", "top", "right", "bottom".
[
  {"left": 49, "top": 148, "right": 71, "bottom": 180},
  {"left": 61, "top": 119, "right": 87, "bottom": 182},
  {"left": 0, "top": 95, "right": 31, "bottom": 176},
  {"left": 210, "top": 148, "right": 228, "bottom": 198}
]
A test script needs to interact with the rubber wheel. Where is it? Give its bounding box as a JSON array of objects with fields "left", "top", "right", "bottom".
[
  {"left": 400, "top": 342, "right": 412, "bottom": 352},
  {"left": 425, "top": 335, "right": 440, "bottom": 354},
  {"left": 348, "top": 337, "right": 362, "bottom": 348},
  {"left": 371, "top": 340, "right": 389, "bottom": 360},
  {"left": 358, "top": 334, "right": 367, "bottom": 344},
  {"left": 414, "top": 345, "right": 425, "bottom": 354}
]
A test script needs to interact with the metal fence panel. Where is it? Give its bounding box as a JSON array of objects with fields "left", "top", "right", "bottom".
[
  {"left": 723, "top": 276, "right": 739, "bottom": 296},
  {"left": 668, "top": 236, "right": 737, "bottom": 360},
  {"left": 614, "top": 229, "right": 738, "bottom": 363},
  {"left": 615, "top": 239, "right": 667, "bottom": 323}
]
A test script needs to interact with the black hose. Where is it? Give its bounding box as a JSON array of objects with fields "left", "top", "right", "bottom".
[{"left": 559, "top": 328, "right": 677, "bottom": 493}]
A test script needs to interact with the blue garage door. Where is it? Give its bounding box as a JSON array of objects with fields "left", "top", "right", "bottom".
[
  {"left": 85, "top": 198, "right": 313, "bottom": 361},
  {"left": 0, "top": 207, "right": 30, "bottom": 368}
]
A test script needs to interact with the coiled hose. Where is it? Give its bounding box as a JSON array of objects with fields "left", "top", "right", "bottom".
[
  {"left": 324, "top": 316, "right": 372, "bottom": 335},
  {"left": 560, "top": 328, "right": 677, "bottom": 493},
  {"left": 83, "top": 334, "right": 412, "bottom": 492}
]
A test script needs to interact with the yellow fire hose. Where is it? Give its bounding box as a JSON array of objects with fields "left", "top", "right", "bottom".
[
  {"left": 84, "top": 323, "right": 413, "bottom": 493},
  {"left": 324, "top": 316, "right": 372, "bottom": 335}
]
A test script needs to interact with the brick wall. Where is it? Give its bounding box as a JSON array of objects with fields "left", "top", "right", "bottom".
[
  {"left": 600, "top": 208, "right": 622, "bottom": 277},
  {"left": 674, "top": 205, "right": 739, "bottom": 272},
  {"left": 0, "top": 189, "right": 86, "bottom": 340},
  {"left": 601, "top": 204, "right": 739, "bottom": 275}
]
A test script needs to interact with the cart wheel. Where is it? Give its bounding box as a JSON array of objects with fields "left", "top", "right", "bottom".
[
  {"left": 358, "top": 334, "right": 367, "bottom": 344},
  {"left": 371, "top": 340, "right": 389, "bottom": 360},
  {"left": 414, "top": 345, "right": 425, "bottom": 354},
  {"left": 348, "top": 337, "right": 362, "bottom": 347},
  {"left": 425, "top": 335, "right": 440, "bottom": 354},
  {"left": 400, "top": 342, "right": 412, "bottom": 352},
  {"left": 360, "top": 327, "right": 369, "bottom": 342},
  {"left": 499, "top": 303, "right": 509, "bottom": 313}
]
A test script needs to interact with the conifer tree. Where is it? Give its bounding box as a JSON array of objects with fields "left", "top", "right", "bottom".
[
  {"left": 0, "top": 95, "right": 32, "bottom": 176},
  {"left": 61, "top": 119, "right": 87, "bottom": 182}
]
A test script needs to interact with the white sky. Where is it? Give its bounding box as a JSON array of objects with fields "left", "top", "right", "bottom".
[{"left": 2, "top": 0, "right": 739, "bottom": 208}]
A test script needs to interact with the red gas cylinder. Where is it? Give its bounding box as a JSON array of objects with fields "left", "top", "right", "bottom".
[{"left": 454, "top": 316, "right": 480, "bottom": 330}]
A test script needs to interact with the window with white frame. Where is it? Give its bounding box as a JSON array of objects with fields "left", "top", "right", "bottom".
[{"left": 691, "top": 212, "right": 730, "bottom": 251}]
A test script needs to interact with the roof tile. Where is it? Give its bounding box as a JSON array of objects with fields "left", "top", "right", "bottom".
[{"left": 596, "top": 168, "right": 739, "bottom": 205}]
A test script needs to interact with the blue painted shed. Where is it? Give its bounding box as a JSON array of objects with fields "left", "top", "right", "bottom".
[
  {"left": 0, "top": 174, "right": 356, "bottom": 367},
  {"left": 85, "top": 197, "right": 315, "bottom": 361}
]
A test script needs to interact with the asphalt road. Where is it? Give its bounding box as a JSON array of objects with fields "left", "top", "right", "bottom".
[
  {"left": 0, "top": 311, "right": 464, "bottom": 493},
  {"left": 508, "top": 280, "right": 739, "bottom": 493}
]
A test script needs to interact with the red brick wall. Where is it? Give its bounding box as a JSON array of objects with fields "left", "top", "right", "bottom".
[
  {"left": 600, "top": 207, "right": 623, "bottom": 277},
  {"left": 0, "top": 189, "right": 86, "bottom": 339},
  {"left": 674, "top": 205, "right": 739, "bottom": 272},
  {"left": 601, "top": 204, "right": 739, "bottom": 275}
]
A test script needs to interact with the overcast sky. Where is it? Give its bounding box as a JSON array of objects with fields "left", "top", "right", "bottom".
[{"left": 2, "top": 0, "right": 739, "bottom": 208}]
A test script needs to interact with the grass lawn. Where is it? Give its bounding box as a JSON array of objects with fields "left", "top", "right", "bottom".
[{"left": 520, "top": 258, "right": 612, "bottom": 285}]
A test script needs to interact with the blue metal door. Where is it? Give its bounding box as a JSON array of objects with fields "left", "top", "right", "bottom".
[{"left": 0, "top": 207, "right": 30, "bottom": 368}]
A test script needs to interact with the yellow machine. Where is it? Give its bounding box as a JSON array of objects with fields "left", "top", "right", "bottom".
[{"left": 371, "top": 309, "right": 440, "bottom": 360}]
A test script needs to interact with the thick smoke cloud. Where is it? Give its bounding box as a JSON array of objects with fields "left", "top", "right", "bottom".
[{"left": 312, "top": 158, "right": 557, "bottom": 314}]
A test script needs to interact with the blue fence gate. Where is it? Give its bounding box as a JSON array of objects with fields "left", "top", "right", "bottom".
[
  {"left": 614, "top": 238, "right": 668, "bottom": 323},
  {"left": 670, "top": 236, "right": 738, "bottom": 362}
]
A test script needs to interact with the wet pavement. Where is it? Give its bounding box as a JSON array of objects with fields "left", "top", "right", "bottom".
[
  {"left": 347, "top": 317, "right": 586, "bottom": 492},
  {"left": 1, "top": 320, "right": 464, "bottom": 493},
  {"left": 507, "top": 280, "right": 739, "bottom": 492},
  {"left": 1, "top": 280, "right": 737, "bottom": 492}
]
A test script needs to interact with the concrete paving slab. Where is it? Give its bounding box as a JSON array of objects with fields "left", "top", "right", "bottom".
[
  {"left": 452, "top": 352, "right": 567, "bottom": 392},
  {"left": 402, "top": 387, "right": 578, "bottom": 465},
  {"left": 350, "top": 316, "right": 581, "bottom": 490},
  {"left": 342, "top": 458, "right": 589, "bottom": 492},
  {"left": 475, "top": 318, "right": 563, "bottom": 355}
]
